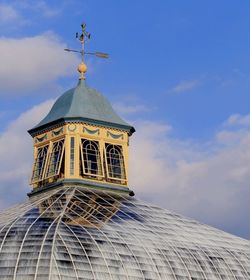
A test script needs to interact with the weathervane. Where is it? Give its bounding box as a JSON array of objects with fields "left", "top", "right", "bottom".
[{"left": 64, "top": 22, "right": 109, "bottom": 80}]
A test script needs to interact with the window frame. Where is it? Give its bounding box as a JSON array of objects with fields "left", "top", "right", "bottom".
[
  {"left": 80, "top": 138, "right": 104, "bottom": 178},
  {"left": 45, "top": 139, "right": 65, "bottom": 179},
  {"left": 104, "top": 143, "right": 127, "bottom": 181},
  {"left": 31, "top": 144, "right": 49, "bottom": 183}
]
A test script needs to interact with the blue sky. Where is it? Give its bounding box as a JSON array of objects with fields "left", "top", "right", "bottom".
[
  {"left": 2, "top": 0, "right": 250, "bottom": 138},
  {"left": 1, "top": 0, "right": 250, "bottom": 239}
]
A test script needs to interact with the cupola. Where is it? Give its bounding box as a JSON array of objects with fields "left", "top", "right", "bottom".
[{"left": 28, "top": 23, "right": 135, "bottom": 197}]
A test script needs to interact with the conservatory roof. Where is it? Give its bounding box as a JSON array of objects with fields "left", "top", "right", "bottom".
[{"left": 0, "top": 186, "right": 250, "bottom": 279}]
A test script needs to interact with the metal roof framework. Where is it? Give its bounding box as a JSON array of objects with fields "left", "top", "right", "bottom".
[{"left": 0, "top": 187, "right": 250, "bottom": 279}]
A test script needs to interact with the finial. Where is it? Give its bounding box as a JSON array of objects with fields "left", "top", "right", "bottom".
[
  {"left": 78, "top": 62, "right": 87, "bottom": 80},
  {"left": 64, "top": 22, "right": 109, "bottom": 80}
]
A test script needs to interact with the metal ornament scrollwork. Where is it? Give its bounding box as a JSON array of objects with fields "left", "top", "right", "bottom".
[
  {"left": 83, "top": 127, "right": 100, "bottom": 135},
  {"left": 52, "top": 127, "right": 63, "bottom": 137},
  {"left": 35, "top": 134, "right": 48, "bottom": 143},
  {"left": 107, "top": 131, "right": 124, "bottom": 140}
]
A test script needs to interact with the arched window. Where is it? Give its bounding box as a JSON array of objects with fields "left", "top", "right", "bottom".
[
  {"left": 46, "top": 140, "right": 65, "bottom": 178},
  {"left": 31, "top": 145, "right": 49, "bottom": 182},
  {"left": 105, "top": 144, "right": 126, "bottom": 180},
  {"left": 81, "top": 139, "right": 103, "bottom": 177}
]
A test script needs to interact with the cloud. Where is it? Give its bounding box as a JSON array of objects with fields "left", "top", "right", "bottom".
[
  {"left": 112, "top": 95, "right": 155, "bottom": 116},
  {"left": 130, "top": 117, "right": 250, "bottom": 239},
  {"left": 113, "top": 103, "right": 149, "bottom": 115},
  {"left": 0, "top": 1, "right": 62, "bottom": 26},
  {"left": 0, "top": 99, "right": 54, "bottom": 208},
  {"left": 30, "top": 1, "right": 61, "bottom": 18},
  {"left": 225, "top": 113, "right": 250, "bottom": 127},
  {"left": 0, "top": 3, "right": 27, "bottom": 26},
  {"left": 169, "top": 79, "right": 200, "bottom": 94},
  {"left": 0, "top": 32, "right": 78, "bottom": 95},
  {"left": 1, "top": 102, "right": 250, "bottom": 239}
]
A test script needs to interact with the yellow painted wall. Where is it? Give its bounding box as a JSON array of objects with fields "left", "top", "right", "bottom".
[{"left": 31, "top": 122, "right": 130, "bottom": 189}]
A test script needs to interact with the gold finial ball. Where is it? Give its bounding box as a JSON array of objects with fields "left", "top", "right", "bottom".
[{"left": 78, "top": 62, "right": 87, "bottom": 74}]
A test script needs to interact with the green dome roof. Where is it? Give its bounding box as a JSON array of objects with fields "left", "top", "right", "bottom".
[{"left": 29, "top": 80, "right": 135, "bottom": 135}]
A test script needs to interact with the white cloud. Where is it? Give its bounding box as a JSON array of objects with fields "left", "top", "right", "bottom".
[
  {"left": 130, "top": 118, "right": 250, "bottom": 238},
  {"left": 215, "top": 130, "right": 245, "bottom": 146},
  {"left": 0, "top": 32, "right": 79, "bottom": 95},
  {"left": 31, "top": 1, "right": 61, "bottom": 18},
  {"left": 169, "top": 79, "right": 200, "bottom": 94},
  {"left": 0, "top": 3, "right": 27, "bottom": 26},
  {"left": 0, "top": 99, "right": 54, "bottom": 208},
  {"left": 225, "top": 113, "right": 250, "bottom": 127},
  {"left": 0, "top": 1, "right": 62, "bottom": 26},
  {"left": 113, "top": 103, "right": 149, "bottom": 114},
  {"left": 112, "top": 95, "right": 156, "bottom": 116},
  {"left": 1, "top": 104, "right": 250, "bottom": 238}
]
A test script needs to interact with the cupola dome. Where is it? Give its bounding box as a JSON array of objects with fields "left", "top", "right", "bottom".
[{"left": 28, "top": 80, "right": 135, "bottom": 136}]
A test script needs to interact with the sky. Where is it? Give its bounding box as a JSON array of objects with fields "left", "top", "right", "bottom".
[{"left": 1, "top": 0, "right": 250, "bottom": 239}]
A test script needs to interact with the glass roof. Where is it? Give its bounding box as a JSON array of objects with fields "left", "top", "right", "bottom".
[{"left": 0, "top": 186, "right": 250, "bottom": 279}]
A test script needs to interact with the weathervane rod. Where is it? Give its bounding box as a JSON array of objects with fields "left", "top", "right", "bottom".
[{"left": 64, "top": 22, "right": 109, "bottom": 80}]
